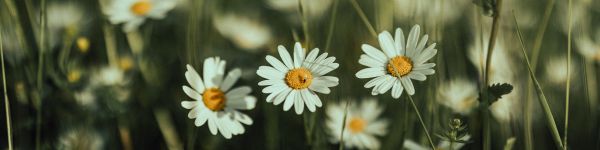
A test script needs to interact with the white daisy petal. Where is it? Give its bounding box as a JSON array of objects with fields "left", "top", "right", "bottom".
[
  {"left": 364, "top": 75, "right": 387, "bottom": 88},
  {"left": 313, "top": 76, "right": 339, "bottom": 87},
  {"left": 309, "top": 84, "right": 331, "bottom": 94},
  {"left": 413, "top": 63, "right": 436, "bottom": 70},
  {"left": 361, "top": 44, "right": 387, "bottom": 63},
  {"left": 414, "top": 69, "right": 435, "bottom": 75},
  {"left": 257, "top": 66, "right": 285, "bottom": 80},
  {"left": 408, "top": 72, "right": 426, "bottom": 81},
  {"left": 391, "top": 80, "right": 404, "bottom": 99},
  {"left": 182, "top": 86, "right": 202, "bottom": 100},
  {"left": 359, "top": 55, "right": 385, "bottom": 68},
  {"left": 377, "top": 76, "right": 395, "bottom": 94},
  {"left": 185, "top": 64, "right": 205, "bottom": 92},
  {"left": 406, "top": 25, "right": 421, "bottom": 57},
  {"left": 415, "top": 34, "right": 429, "bottom": 54},
  {"left": 187, "top": 107, "right": 199, "bottom": 119},
  {"left": 227, "top": 96, "right": 257, "bottom": 110},
  {"left": 258, "top": 79, "right": 283, "bottom": 86},
  {"left": 220, "top": 68, "right": 241, "bottom": 91},
  {"left": 208, "top": 115, "right": 219, "bottom": 135},
  {"left": 278, "top": 45, "right": 295, "bottom": 69},
  {"left": 294, "top": 93, "right": 304, "bottom": 114},
  {"left": 378, "top": 31, "right": 398, "bottom": 57},
  {"left": 310, "top": 90, "right": 323, "bottom": 107},
  {"left": 266, "top": 55, "right": 289, "bottom": 72},
  {"left": 303, "top": 48, "right": 320, "bottom": 68},
  {"left": 181, "top": 101, "right": 197, "bottom": 109},
  {"left": 261, "top": 83, "right": 287, "bottom": 94},
  {"left": 293, "top": 42, "right": 305, "bottom": 68},
  {"left": 394, "top": 27, "right": 406, "bottom": 55},
  {"left": 226, "top": 86, "right": 252, "bottom": 99},
  {"left": 194, "top": 111, "right": 209, "bottom": 126},
  {"left": 416, "top": 48, "right": 437, "bottom": 65},
  {"left": 283, "top": 90, "right": 298, "bottom": 111},
  {"left": 273, "top": 88, "right": 292, "bottom": 105},
  {"left": 302, "top": 89, "right": 316, "bottom": 112},
  {"left": 356, "top": 68, "right": 386, "bottom": 78},
  {"left": 401, "top": 77, "right": 415, "bottom": 95},
  {"left": 203, "top": 57, "right": 217, "bottom": 88}
]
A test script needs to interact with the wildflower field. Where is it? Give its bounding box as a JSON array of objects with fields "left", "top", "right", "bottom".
[{"left": 1, "top": 0, "right": 599, "bottom": 149}]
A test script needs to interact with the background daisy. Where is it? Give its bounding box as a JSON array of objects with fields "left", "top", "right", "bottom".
[
  {"left": 180, "top": 57, "right": 257, "bottom": 139},
  {"left": 355, "top": 25, "right": 437, "bottom": 98},
  {"left": 325, "top": 98, "right": 388, "bottom": 149},
  {"left": 101, "top": 0, "right": 176, "bottom": 32},
  {"left": 257, "top": 42, "right": 339, "bottom": 114}
]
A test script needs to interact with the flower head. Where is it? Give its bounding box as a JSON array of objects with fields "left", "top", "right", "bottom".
[
  {"left": 437, "top": 79, "right": 479, "bottom": 115},
  {"left": 213, "top": 14, "right": 272, "bottom": 52},
  {"left": 181, "top": 57, "right": 256, "bottom": 139},
  {"left": 257, "top": 42, "right": 339, "bottom": 114},
  {"left": 355, "top": 25, "right": 437, "bottom": 98},
  {"left": 325, "top": 98, "right": 388, "bottom": 149},
  {"left": 101, "top": 0, "right": 176, "bottom": 32}
]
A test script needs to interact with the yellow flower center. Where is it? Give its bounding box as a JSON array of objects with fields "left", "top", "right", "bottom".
[
  {"left": 130, "top": 1, "right": 152, "bottom": 16},
  {"left": 285, "top": 68, "right": 313, "bottom": 89},
  {"left": 76, "top": 37, "right": 90, "bottom": 53},
  {"left": 202, "top": 88, "right": 226, "bottom": 111},
  {"left": 347, "top": 118, "right": 366, "bottom": 133},
  {"left": 67, "top": 70, "right": 82, "bottom": 83},
  {"left": 386, "top": 56, "right": 413, "bottom": 77}
]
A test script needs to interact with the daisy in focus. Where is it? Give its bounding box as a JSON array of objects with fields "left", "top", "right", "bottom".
[
  {"left": 325, "top": 98, "right": 388, "bottom": 149},
  {"left": 101, "top": 0, "right": 176, "bottom": 32},
  {"left": 180, "top": 57, "right": 257, "bottom": 139},
  {"left": 257, "top": 42, "right": 339, "bottom": 114},
  {"left": 437, "top": 79, "right": 479, "bottom": 115},
  {"left": 355, "top": 25, "right": 437, "bottom": 98}
]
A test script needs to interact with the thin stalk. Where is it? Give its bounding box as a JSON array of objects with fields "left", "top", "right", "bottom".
[
  {"left": 303, "top": 112, "right": 313, "bottom": 145},
  {"left": 407, "top": 95, "right": 436, "bottom": 150},
  {"left": 324, "top": 0, "right": 339, "bottom": 52},
  {"left": 1, "top": 24, "right": 13, "bottom": 150},
  {"left": 513, "top": 12, "right": 564, "bottom": 149},
  {"left": 154, "top": 109, "right": 183, "bottom": 150},
  {"left": 103, "top": 24, "right": 119, "bottom": 67},
  {"left": 525, "top": 1, "right": 555, "bottom": 149},
  {"left": 297, "top": 0, "right": 310, "bottom": 49},
  {"left": 339, "top": 101, "right": 350, "bottom": 150},
  {"left": 563, "top": 0, "right": 572, "bottom": 149},
  {"left": 349, "top": 0, "right": 377, "bottom": 38},
  {"left": 482, "top": 1, "right": 503, "bottom": 150},
  {"left": 36, "top": 0, "right": 47, "bottom": 149}
]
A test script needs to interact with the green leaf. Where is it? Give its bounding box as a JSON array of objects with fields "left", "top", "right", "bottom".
[{"left": 488, "top": 83, "right": 514, "bottom": 101}]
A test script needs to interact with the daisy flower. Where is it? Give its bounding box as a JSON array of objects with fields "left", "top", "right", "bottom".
[
  {"left": 544, "top": 56, "right": 576, "bottom": 85},
  {"left": 325, "top": 98, "right": 388, "bottom": 149},
  {"left": 101, "top": 0, "right": 176, "bottom": 32},
  {"left": 213, "top": 14, "right": 272, "bottom": 52},
  {"left": 437, "top": 79, "right": 479, "bottom": 115},
  {"left": 257, "top": 42, "right": 339, "bottom": 114},
  {"left": 404, "top": 135, "right": 471, "bottom": 150},
  {"left": 355, "top": 25, "right": 437, "bottom": 98},
  {"left": 267, "top": 0, "right": 333, "bottom": 20},
  {"left": 180, "top": 57, "right": 256, "bottom": 139}
]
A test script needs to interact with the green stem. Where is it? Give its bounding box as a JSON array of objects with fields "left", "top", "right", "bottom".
[
  {"left": 1, "top": 23, "right": 13, "bottom": 150},
  {"left": 349, "top": 0, "right": 377, "bottom": 38},
  {"left": 482, "top": 1, "right": 503, "bottom": 150},
  {"left": 36, "top": 0, "right": 47, "bottom": 149},
  {"left": 563, "top": 0, "right": 572, "bottom": 149},
  {"left": 324, "top": 0, "right": 338, "bottom": 52},
  {"left": 513, "top": 12, "right": 564, "bottom": 149},
  {"left": 339, "top": 101, "right": 350, "bottom": 150},
  {"left": 407, "top": 95, "right": 436, "bottom": 150},
  {"left": 297, "top": 0, "right": 310, "bottom": 49}
]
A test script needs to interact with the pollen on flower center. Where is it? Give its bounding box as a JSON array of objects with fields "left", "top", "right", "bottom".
[
  {"left": 386, "top": 56, "right": 413, "bottom": 77},
  {"left": 130, "top": 1, "right": 152, "bottom": 16},
  {"left": 285, "top": 68, "right": 313, "bottom": 89},
  {"left": 348, "top": 118, "right": 366, "bottom": 133},
  {"left": 202, "top": 88, "right": 226, "bottom": 111}
]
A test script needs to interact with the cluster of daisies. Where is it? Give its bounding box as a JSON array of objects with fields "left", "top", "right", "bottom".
[
  {"left": 178, "top": 25, "right": 437, "bottom": 149},
  {"left": 97, "top": 0, "right": 446, "bottom": 148}
]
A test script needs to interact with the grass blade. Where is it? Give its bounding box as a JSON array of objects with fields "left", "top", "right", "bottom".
[
  {"left": 512, "top": 11, "right": 563, "bottom": 149},
  {"left": 408, "top": 95, "right": 436, "bottom": 150},
  {"left": 339, "top": 101, "right": 350, "bottom": 150},
  {"left": 563, "top": 0, "right": 573, "bottom": 149},
  {"left": 349, "top": 0, "right": 377, "bottom": 38},
  {"left": 1, "top": 21, "right": 13, "bottom": 150}
]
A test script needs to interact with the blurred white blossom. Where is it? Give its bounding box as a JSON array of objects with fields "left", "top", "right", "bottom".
[
  {"left": 437, "top": 79, "right": 479, "bottom": 115},
  {"left": 101, "top": 0, "right": 176, "bottom": 32},
  {"left": 213, "top": 14, "right": 272, "bottom": 52}
]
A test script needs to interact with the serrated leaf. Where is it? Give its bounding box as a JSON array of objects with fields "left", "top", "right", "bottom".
[{"left": 488, "top": 83, "right": 513, "bottom": 102}]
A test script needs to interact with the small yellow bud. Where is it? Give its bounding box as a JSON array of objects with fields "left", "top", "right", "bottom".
[
  {"left": 119, "top": 57, "right": 134, "bottom": 71},
  {"left": 67, "top": 69, "right": 82, "bottom": 83},
  {"left": 76, "top": 37, "right": 90, "bottom": 53}
]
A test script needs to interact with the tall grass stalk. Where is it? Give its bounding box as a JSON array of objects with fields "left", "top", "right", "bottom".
[
  {"left": 563, "top": 0, "right": 572, "bottom": 149},
  {"left": 1, "top": 24, "right": 13, "bottom": 150},
  {"left": 349, "top": 0, "right": 377, "bottom": 38},
  {"left": 481, "top": 0, "right": 503, "bottom": 149},
  {"left": 324, "top": 0, "right": 338, "bottom": 51},
  {"left": 407, "top": 95, "right": 436, "bottom": 149},
  {"left": 297, "top": 0, "right": 310, "bottom": 48},
  {"left": 154, "top": 109, "right": 184, "bottom": 150},
  {"left": 513, "top": 12, "right": 564, "bottom": 149},
  {"left": 524, "top": 0, "right": 555, "bottom": 149},
  {"left": 338, "top": 101, "right": 350, "bottom": 150},
  {"left": 36, "top": 0, "right": 47, "bottom": 149},
  {"left": 103, "top": 25, "right": 119, "bottom": 67}
]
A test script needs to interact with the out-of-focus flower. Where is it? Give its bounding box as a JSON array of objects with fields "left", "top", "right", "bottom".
[
  {"left": 355, "top": 25, "right": 436, "bottom": 97},
  {"left": 67, "top": 69, "right": 83, "bottom": 83},
  {"left": 74, "top": 87, "right": 96, "bottom": 107},
  {"left": 437, "top": 79, "right": 479, "bottom": 115},
  {"left": 576, "top": 27, "right": 600, "bottom": 62},
  {"left": 101, "top": 0, "right": 176, "bottom": 32},
  {"left": 57, "top": 128, "right": 104, "bottom": 150},
  {"left": 92, "top": 66, "right": 126, "bottom": 86},
  {"left": 403, "top": 135, "right": 471, "bottom": 150},
  {"left": 77, "top": 37, "right": 90, "bottom": 53},
  {"left": 119, "top": 56, "right": 135, "bottom": 71},
  {"left": 489, "top": 97, "right": 514, "bottom": 122},
  {"left": 325, "top": 98, "right": 388, "bottom": 149},
  {"left": 47, "top": 2, "right": 85, "bottom": 35},
  {"left": 266, "top": 0, "right": 333, "bottom": 21},
  {"left": 394, "top": 0, "right": 469, "bottom": 26},
  {"left": 257, "top": 42, "right": 339, "bottom": 115},
  {"left": 213, "top": 14, "right": 272, "bottom": 52},
  {"left": 544, "top": 56, "right": 576, "bottom": 85},
  {"left": 180, "top": 57, "right": 256, "bottom": 139}
]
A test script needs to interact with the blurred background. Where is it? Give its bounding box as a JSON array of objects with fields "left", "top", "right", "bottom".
[{"left": 1, "top": 0, "right": 600, "bottom": 149}]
